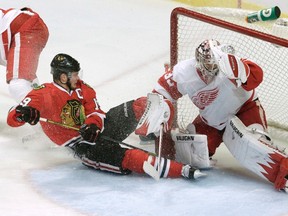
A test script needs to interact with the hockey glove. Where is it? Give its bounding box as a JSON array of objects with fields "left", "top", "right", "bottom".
[
  {"left": 15, "top": 105, "right": 40, "bottom": 125},
  {"left": 79, "top": 124, "right": 100, "bottom": 143},
  {"left": 211, "top": 46, "right": 249, "bottom": 87}
]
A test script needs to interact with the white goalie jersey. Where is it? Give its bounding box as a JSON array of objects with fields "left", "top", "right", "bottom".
[{"left": 154, "top": 58, "right": 258, "bottom": 130}]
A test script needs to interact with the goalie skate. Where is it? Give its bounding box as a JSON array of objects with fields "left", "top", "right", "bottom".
[{"left": 135, "top": 93, "right": 174, "bottom": 136}]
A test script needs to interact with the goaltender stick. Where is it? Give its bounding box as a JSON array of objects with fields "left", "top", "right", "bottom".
[
  {"left": 135, "top": 39, "right": 288, "bottom": 192},
  {"left": 7, "top": 53, "right": 205, "bottom": 181}
]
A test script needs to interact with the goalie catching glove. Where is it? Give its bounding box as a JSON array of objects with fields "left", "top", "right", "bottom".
[
  {"left": 79, "top": 123, "right": 100, "bottom": 143},
  {"left": 15, "top": 105, "right": 40, "bottom": 125},
  {"left": 211, "top": 45, "right": 250, "bottom": 87}
]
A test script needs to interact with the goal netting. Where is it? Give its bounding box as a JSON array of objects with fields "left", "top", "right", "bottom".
[{"left": 170, "top": 7, "right": 288, "bottom": 135}]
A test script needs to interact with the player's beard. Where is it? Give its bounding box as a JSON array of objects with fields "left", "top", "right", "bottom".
[{"left": 67, "top": 80, "right": 75, "bottom": 91}]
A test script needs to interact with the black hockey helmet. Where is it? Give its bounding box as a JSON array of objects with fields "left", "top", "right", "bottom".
[{"left": 50, "top": 53, "right": 80, "bottom": 80}]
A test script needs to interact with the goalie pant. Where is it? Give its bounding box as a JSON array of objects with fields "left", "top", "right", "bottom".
[
  {"left": 150, "top": 98, "right": 268, "bottom": 160},
  {"left": 66, "top": 99, "right": 186, "bottom": 179}
]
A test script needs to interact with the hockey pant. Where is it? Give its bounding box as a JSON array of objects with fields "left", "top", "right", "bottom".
[
  {"left": 148, "top": 98, "right": 268, "bottom": 159},
  {"left": 194, "top": 98, "right": 267, "bottom": 157},
  {"left": 69, "top": 100, "right": 183, "bottom": 178},
  {"left": 6, "top": 10, "right": 49, "bottom": 82}
]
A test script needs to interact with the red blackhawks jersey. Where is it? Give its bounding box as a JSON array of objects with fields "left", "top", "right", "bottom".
[
  {"left": 153, "top": 58, "right": 263, "bottom": 130},
  {"left": 7, "top": 80, "right": 106, "bottom": 146}
]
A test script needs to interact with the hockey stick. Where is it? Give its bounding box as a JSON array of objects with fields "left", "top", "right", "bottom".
[
  {"left": 143, "top": 123, "right": 164, "bottom": 180},
  {"left": 40, "top": 117, "right": 79, "bottom": 131},
  {"left": 158, "top": 123, "right": 164, "bottom": 176},
  {"left": 39, "top": 117, "right": 155, "bottom": 155}
]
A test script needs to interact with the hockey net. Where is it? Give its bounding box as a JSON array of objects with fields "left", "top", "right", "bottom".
[{"left": 170, "top": 7, "right": 288, "bottom": 134}]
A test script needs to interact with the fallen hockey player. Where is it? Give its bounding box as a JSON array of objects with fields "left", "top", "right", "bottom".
[{"left": 7, "top": 53, "right": 206, "bottom": 181}]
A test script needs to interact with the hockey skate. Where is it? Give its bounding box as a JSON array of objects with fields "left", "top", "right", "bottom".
[
  {"left": 135, "top": 93, "right": 174, "bottom": 136},
  {"left": 143, "top": 160, "right": 206, "bottom": 181},
  {"left": 181, "top": 165, "right": 206, "bottom": 180}
]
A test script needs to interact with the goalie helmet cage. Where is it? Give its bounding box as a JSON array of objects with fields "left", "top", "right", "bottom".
[{"left": 170, "top": 7, "right": 288, "bottom": 132}]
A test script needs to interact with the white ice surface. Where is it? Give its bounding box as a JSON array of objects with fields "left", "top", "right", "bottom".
[{"left": 0, "top": 1, "right": 288, "bottom": 216}]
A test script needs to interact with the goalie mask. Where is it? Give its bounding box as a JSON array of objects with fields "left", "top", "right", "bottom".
[{"left": 195, "top": 39, "right": 220, "bottom": 81}]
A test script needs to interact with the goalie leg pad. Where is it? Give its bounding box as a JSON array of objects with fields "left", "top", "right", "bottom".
[
  {"left": 171, "top": 130, "right": 210, "bottom": 169},
  {"left": 223, "top": 116, "right": 288, "bottom": 191}
]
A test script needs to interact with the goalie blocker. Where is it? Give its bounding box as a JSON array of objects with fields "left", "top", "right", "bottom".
[
  {"left": 171, "top": 130, "right": 210, "bottom": 169},
  {"left": 223, "top": 116, "right": 288, "bottom": 192}
]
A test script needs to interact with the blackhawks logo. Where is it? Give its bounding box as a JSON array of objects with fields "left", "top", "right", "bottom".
[{"left": 60, "top": 100, "right": 85, "bottom": 126}]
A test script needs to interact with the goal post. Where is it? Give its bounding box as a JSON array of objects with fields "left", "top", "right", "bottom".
[{"left": 170, "top": 7, "right": 288, "bottom": 132}]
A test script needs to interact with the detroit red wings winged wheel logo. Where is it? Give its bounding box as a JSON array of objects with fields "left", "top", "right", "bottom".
[{"left": 192, "top": 88, "right": 219, "bottom": 110}]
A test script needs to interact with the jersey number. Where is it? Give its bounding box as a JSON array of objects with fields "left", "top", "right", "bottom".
[
  {"left": 20, "top": 97, "right": 32, "bottom": 106},
  {"left": 164, "top": 72, "right": 174, "bottom": 87}
]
